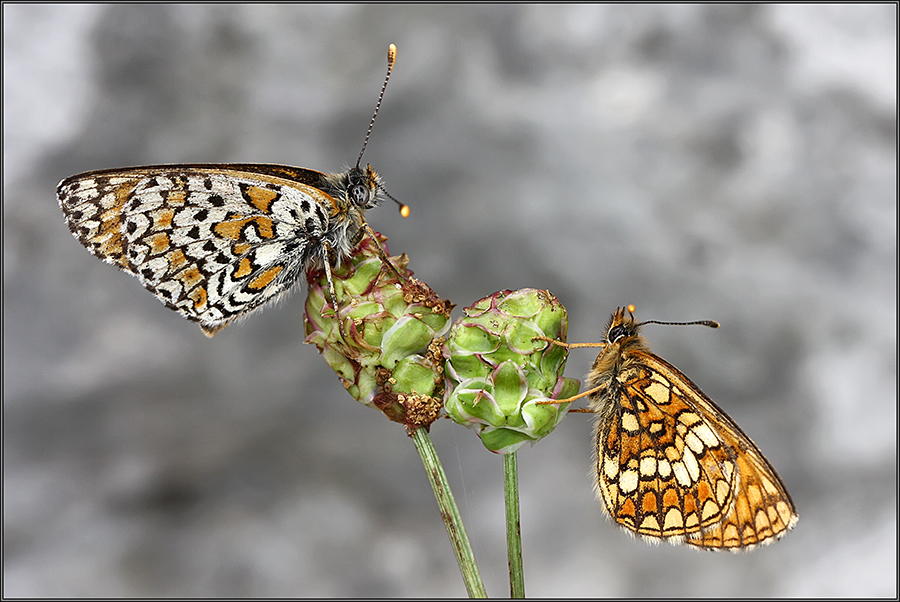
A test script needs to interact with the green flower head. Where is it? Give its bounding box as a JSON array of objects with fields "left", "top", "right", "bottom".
[
  {"left": 305, "top": 232, "right": 454, "bottom": 432},
  {"left": 444, "top": 289, "right": 580, "bottom": 453}
]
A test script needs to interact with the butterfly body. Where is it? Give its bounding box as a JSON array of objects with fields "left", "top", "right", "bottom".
[
  {"left": 57, "top": 162, "right": 384, "bottom": 336},
  {"left": 581, "top": 307, "right": 797, "bottom": 550}
]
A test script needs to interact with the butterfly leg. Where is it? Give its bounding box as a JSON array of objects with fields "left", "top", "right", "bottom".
[
  {"left": 320, "top": 242, "right": 350, "bottom": 344},
  {"left": 534, "top": 385, "right": 603, "bottom": 408},
  {"left": 361, "top": 223, "right": 410, "bottom": 283},
  {"left": 532, "top": 335, "right": 606, "bottom": 410},
  {"left": 533, "top": 335, "right": 607, "bottom": 350},
  {"left": 320, "top": 241, "right": 382, "bottom": 354}
]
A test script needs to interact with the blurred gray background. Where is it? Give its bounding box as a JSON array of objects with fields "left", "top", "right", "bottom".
[{"left": 4, "top": 4, "right": 896, "bottom": 597}]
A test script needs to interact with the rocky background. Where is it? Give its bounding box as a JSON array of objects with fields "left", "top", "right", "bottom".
[{"left": 4, "top": 4, "right": 896, "bottom": 597}]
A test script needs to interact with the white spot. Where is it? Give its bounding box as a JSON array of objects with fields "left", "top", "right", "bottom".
[
  {"left": 603, "top": 455, "right": 619, "bottom": 479},
  {"left": 683, "top": 447, "right": 701, "bottom": 482},
  {"left": 722, "top": 459, "right": 735, "bottom": 482},
  {"left": 658, "top": 459, "right": 672, "bottom": 477},
  {"left": 619, "top": 469, "right": 638, "bottom": 493},
  {"left": 679, "top": 411, "right": 701, "bottom": 426},
  {"left": 664, "top": 507, "right": 684, "bottom": 530},
  {"left": 694, "top": 422, "right": 720, "bottom": 447},
  {"left": 640, "top": 455, "right": 657, "bottom": 477},
  {"left": 253, "top": 242, "right": 285, "bottom": 265},
  {"left": 685, "top": 431, "right": 705, "bottom": 454},
  {"left": 621, "top": 412, "right": 639, "bottom": 432},
  {"left": 672, "top": 461, "right": 691, "bottom": 487},
  {"left": 645, "top": 381, "right": 670, "bottom": 403}
]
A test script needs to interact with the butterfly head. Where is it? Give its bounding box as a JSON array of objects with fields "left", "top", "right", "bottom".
[
  {"left": 346, "top": 164, "right": 383, "bottom": 210},
  {"left": 605, "top": 306, "right": 642, "bottom": 346},
  {"left": 595, "top": 306, "right": 648, "bottom": 368}
]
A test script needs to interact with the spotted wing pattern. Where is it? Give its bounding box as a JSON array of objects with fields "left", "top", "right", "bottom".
[
  {"left": 57, "top": 164, "right": 363, "bottom": 336},
  {"left": 590, "top": 308, "right": 797, "bottom": 551}
]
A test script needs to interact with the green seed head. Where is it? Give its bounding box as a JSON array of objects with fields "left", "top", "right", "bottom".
[
  {"left": 304, "top": 232, "right": 454, "bottom": 432},
  {"left": 444, "top": 289, "right": 580, "bottom": 453}
]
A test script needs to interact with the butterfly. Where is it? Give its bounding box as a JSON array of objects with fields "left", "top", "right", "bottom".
[
  {"left": 538, "top": 305, "right": 798, "bottom": 550},
  {"left": 57, "top": 44, "right": 407, "bottom": 338}
]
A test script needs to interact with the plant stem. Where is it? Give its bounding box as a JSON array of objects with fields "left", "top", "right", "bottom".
[
  {"left": 411, "top": 427, "right": 487, "bottom": 598},
  {"left": 504, "top": 451, "right": 525, "bottom": 598}
]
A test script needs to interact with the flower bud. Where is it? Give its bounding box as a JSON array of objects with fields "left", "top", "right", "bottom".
[
  {"left": 444, "top": 289, "right": 579, "bottom": 453},
  {"left": 304, "top": 232, "right": 454, "bottom": 432}
]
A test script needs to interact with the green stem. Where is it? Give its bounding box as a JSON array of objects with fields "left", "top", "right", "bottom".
[
  {"left": 411, "top": 427, "right": 487, "bottom": 598},
  {"left": 504, "top": 451, "right": 525, "bottom": 598}
]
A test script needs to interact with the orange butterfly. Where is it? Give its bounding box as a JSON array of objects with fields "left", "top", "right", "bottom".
[{"left": 539, "top": 306, "right": 797, "bottom": 550}]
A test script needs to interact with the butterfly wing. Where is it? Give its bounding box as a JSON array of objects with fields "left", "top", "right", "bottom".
[
  {"left": 594, "top": 349, "right": 797, "bottom": 550},
  {"left": 58, "top": 165, "right": 342, "bottom": 336}
]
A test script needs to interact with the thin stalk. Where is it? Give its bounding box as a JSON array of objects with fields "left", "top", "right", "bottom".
[
  {"left": 411, "top": 427, "right": 487, "bottom": 598},
  {"left": 504, "top": 451, "right": 525, "bottom": 598}
]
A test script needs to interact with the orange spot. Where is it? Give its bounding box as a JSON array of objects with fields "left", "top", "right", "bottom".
[
  {"left": 682, "top": 492, "right": 697, "bottom": 516},
  {"left": 167, "top": 189, "right": 187, "bottom": 206},
  {"left": 695, "top": 480, "right": 713, "bottom": 502},
  {"left": 641, "top": 491, "right": 657, "bottom": 514},
  {"left": 214, "top": 216, "right": 275, "bottom": 240},
  {"left": 148, "top": 232, "right": 170, "bottom": 254},
  {"left": 248, "top": 265, "right": 283, "bottom": 290},
  {"left": 214, "top": 218, "right": 245, "bottom": 240},
  {"left": 178, "top": 267, "right": 203, "bottom": 288},
  {"left": 189, "top": 286, "right": 208, "bottom": 311},
  {"left": 233, "top": 257, "right": 253, "bottom": 279},
  {"left": 244, "top": 186, "right": 278, "bottom": 213},
  {"left": 96, "top": 180, "right": 138, "bottom": 263},
  {"left": 152, "top": 208, "right": 175, "bottom": 230},
  {"left": 255, "top": 216, "right": 275, "bottom": 238},
  {"left": 619, "top": 497, "right": 636, "bottom": 521},
  {"left": 747, "top": 484, "right": 764, "bottom": 507},
  {"left": 166, "top": 249, "right": 188, "bottom": 271},
  {"left": 662, "top": 488, "right": 680, "bottom": 509}
]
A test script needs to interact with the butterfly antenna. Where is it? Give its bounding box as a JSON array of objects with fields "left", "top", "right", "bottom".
[
  {"left": 376, "top": 180, "right": 410, "bottom": 218},
  {"left": 628, "top": 304, "right": 719, "bottom": 329},
  {"left": 639, "top": 319, "right": 720, "bottom": 329},
  {"left": 356, "top": 43, "right": 397, "bottom": 170}
]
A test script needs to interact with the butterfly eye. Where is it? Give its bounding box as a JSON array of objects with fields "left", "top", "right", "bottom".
[
  {"left": 607, "top": 325, "right": 627, "bottom": 344},
  {"left": 350, "top": 183, "right": 370, "bottom": 207}
]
